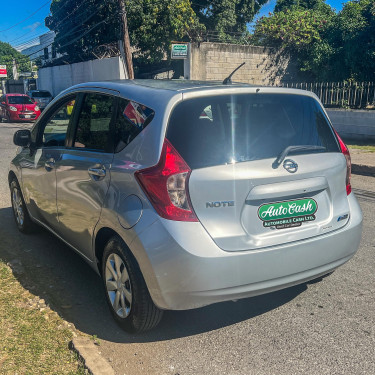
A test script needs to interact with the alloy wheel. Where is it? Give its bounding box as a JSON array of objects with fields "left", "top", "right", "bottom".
[
  {"left": 12, "top": 188, "right": 24, "bottom": 227},
  {"left": 105, "top": 253, "right": 132, "bottom": 318}
]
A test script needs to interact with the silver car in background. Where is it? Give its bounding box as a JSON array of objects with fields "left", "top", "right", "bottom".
[
  {"left": 26, "top": 90, "right": 53, "bottom": 110},
  {"left": 9, "top": 80, "right": 363, "bottom": 332}
]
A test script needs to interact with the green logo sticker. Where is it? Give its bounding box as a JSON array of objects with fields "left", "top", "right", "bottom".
[{"left": 258, "top": 198, "right": 318, "bottom": 229}]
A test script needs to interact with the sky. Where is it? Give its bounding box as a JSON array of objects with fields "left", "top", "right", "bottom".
[{"left": 0, "top": 0, "right": 347, "bottom": 51}]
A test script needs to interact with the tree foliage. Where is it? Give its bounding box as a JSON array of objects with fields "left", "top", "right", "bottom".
[
  {"left": 253, "top": 9, "right": 329, "bottom": 51},
  {"left": 274, "top": 0, "right": 333, "bottom": 16},
  {"left": 0, "top": 41, "right": 30, "bottom": 79},
  {"left": 328, "top": 0, "right": 375, "bottom": 81},
  {"left": 253, "top": 0, "right": 375, "bottom": 81},
  {"left": 46, "top": 0, "right": 269, "bottom": 66},
  {"left": 125, "top": 0, "right": 202, "bottom": 63},
  {"left": 46, "top": 0, "right": 202, "bottom": 65},
  {"left": 191, "top": 0, "right": 269, "bottom": 41}
]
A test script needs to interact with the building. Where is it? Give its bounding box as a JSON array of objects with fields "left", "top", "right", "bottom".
[{"left": 20, "top": 31, "right": 59, "bottom": 63}]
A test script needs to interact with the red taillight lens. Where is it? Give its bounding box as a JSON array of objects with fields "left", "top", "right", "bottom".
[
  {"left": 334, "top": 130, "right": 352, "bottom": 195},
  {"left": 135, "top": 139, "right": 198, "bottom": 221}
]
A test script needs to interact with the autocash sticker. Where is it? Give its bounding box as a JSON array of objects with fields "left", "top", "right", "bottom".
[{"left": 258, "top": 198, "right": 318, "bottom": 230}]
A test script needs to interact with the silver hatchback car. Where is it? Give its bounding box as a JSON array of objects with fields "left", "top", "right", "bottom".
[{"left": 9, "top": 80, "right": 363, "bottom": 332}]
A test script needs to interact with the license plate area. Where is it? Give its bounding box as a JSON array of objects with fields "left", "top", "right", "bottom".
[{"left": 258, "top": 198, "right": 318, "bottom": 230}]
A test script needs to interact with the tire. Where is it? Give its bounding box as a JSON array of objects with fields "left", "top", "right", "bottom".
[
  {"left": 102, "top": 235, "right": 163, "bottom": 333},
  {"left": 3, "top": 113, "right": 10, "bottom": 123},
  {"left": 10, "top": 179, "right": 36, "bottom": 234}
]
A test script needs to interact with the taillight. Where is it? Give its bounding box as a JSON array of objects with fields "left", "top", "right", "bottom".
[
  {"left": 135, "top": 139, "right": 198, "bottom": 221},
  {"left": 334, "top": 130, "right": 351, "bottom": 195}
]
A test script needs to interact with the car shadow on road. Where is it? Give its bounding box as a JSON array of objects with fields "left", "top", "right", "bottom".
[{"left": 0, "top": 206, "right": 308, "bottom": 344}]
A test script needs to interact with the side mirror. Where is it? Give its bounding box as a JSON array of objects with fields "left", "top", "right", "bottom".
[{"left": 14, "top": 129, "right": 31, "bottom": 147}]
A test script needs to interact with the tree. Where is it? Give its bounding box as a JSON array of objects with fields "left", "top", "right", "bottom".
[
  {"left": 252, "top": 2, "right": 337, "bottom": 80},
  {"left": 0, "top": 41, "right": 30, "bottom": 79},
  {"left": 327, "top": 0, "right": 375, "bottom": 81},
  {"left": 253, "top": 0, "right": 375, "bottom": 81},
  {"left": 252, "top": 9, "right": 329, "bottom": 51},
  {"left": 191, "top": 0, "right": 269, "bottom": 41},
  {"left": 274, "top": 0, "right": 333, "bottom": 16},
  {"left": 46, "top": 0, "right": 202, "bottom": 65},
  {"left": 46, "top": 0, "right": 271, "bottom": 67}
]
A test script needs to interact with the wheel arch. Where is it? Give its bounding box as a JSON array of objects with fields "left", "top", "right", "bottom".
[
  {"left": 94, "top": 225, "right": 167, "bottom": 310},
  {"left": 94, "top": 227, "right": 141, "bottom": 277},
  {"left": 94, "top": 227, "right": 119, "bottom": 275},
  {"left": 8, "top": 170, "right": 18, "bottom": 186}
]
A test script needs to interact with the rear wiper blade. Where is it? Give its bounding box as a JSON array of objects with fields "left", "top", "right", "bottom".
[{"left": 272, "top": 145, "right": 326, "bottom": 169}]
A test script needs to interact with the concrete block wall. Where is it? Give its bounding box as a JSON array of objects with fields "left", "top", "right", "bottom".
[
  {"left": 326, "top": 109, "right": 375, "bottom": 141},
  {"left": 37, "top": 56, "right": 126, "bottom": 97},
  {"left": 185, "top": 42, "right": 297, "bottom": 85}
]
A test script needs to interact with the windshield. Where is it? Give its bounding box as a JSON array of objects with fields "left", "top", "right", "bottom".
[
  {"left": 167, "top": 93, "right": 340, "bottom": 170},
  {"left": 31, "top": 91, "right": 51, "bottom": 98},
  {"left": 8, "top": 96, "right": 34, "bottom": 105}
]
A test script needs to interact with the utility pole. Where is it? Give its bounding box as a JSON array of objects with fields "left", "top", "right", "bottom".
[
  {"left": 12, "top": 59, "right": 19, "bottom": 80},
  {"left": 118, "top": 0, "right": 134, "bottom": 79}
]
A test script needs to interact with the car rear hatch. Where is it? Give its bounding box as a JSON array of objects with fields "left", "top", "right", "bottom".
[{"left": 166, "top": 91, "right": 351, "bottom": 252}]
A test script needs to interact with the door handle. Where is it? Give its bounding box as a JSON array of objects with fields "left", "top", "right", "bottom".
[
  {"left": 88, "top": 166, "right": 106, "bottom": 181},
  {"left": 45, "top": 158, "right": 55, "bottom": 170}
]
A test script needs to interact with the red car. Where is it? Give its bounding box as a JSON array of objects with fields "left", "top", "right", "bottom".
[{"left": 0, "top": 93, "right": 41, "bottom": 122}]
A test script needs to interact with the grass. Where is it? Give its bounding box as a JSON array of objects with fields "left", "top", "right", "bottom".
[
  {"left": 0, "top": 261, "right": 85, "bottom": 375},
  {"left": 344, "top": 139, "right": 375, "bottom": 152}
]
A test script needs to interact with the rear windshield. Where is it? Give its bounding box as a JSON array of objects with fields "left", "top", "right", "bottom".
[
  {"left": 7, "top": 96, "right": 34, "bottom": 105},
  {"left": 167, "top": 94, "right": 340, "bottom": 169},
  {"left": 31, "top": 91, "right": 51, "bottom": 98}
]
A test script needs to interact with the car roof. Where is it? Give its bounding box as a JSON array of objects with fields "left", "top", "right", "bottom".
[
  {"left": 70, "top": 79, "right": 257, "bottom": 93},
  {"left": 60, "top": 79, "right": 318, "bottom": 111}
]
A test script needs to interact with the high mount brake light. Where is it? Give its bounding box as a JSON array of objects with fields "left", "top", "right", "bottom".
[
  {"left": 135, "top": 139, "right": 198, "bottom": 222},
  {"left": 334, "top": 129, "right": 352, "bottom": 195}
]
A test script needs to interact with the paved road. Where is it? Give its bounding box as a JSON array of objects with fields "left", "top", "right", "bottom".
[{"left": 0, "top": 122, "right": 374, "bottom": 375}]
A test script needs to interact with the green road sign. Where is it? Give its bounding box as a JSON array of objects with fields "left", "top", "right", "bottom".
[{"left": 171, "top": 43, "right": 188, "bottom": 59}]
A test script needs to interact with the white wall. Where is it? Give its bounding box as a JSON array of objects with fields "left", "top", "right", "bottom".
[
  {"left": 327, "top": 109, "right": 375, "bottom": 141},
  {"left": 37, "top": 56, "right": 127, "bottom": 97}
]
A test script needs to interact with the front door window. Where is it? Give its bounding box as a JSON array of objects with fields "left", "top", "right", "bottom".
[{"left": 42, "top": 97, "right": 77, "bottom": 148}]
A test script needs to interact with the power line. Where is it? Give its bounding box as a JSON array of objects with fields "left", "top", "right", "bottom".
[
  {"left": 23, "top": 0, "right": 113, "bottom": 58},
  {"left": 8, "top": 24, "right": 45, "bottom": 44},
  {"left": 8, "top": 0, "right": 89, "bottom": 47},
  {"left": 12, "top": 0, "right": 93, "bottom": 48},
  {"left": 25, "top": 18, "right": 108, "bottom": 58},
  {"left": 15, "top": 35, "right": 55, "bottom": 51},
  {"left": 0, "top": 0, "right": 51, "bottom": 33}
]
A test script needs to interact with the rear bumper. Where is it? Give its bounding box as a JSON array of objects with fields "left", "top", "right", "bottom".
[{"left": 130, "top": 193, "right": 363, "bottom": 310}]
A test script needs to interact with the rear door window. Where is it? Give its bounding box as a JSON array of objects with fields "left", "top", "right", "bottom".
[
  {"left": 73, "top": 93, "right": 114, "bottom": 152},
  {"left": 31, "top": 91, "right": 52, "bottom": 98},
  {"left": 114, "top": 98, "right": 154, "bottom": 153},
  {"left": 167, "top": 93, "right": 339, "bottom": 169}
]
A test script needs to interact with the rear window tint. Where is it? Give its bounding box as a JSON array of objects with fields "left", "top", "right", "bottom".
[
  {"left": 167, "top": 94, "right": 339, "bottom": 170},
  {"left": 31, "top": 91, "right": 51, "bottom": 98},
  {"left": 114, "top": 99, "right": 155, "bottom": 153}
]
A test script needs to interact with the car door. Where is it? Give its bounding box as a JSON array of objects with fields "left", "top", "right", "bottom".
[
  {"left": 54, "top": 91, "right": 116, "bottom": 260},
  {"left": 19, "top": 94, "right": 78, "bottom": 229}
]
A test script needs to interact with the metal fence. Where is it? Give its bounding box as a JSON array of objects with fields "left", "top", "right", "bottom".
[{"left": 278, "top": 81, "right": 375, "bottom": 109}]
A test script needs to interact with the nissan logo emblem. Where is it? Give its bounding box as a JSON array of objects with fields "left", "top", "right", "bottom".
[{"left": 283, "top": 159, "right": 298, "bottom": 173}]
